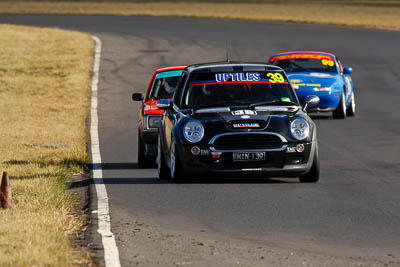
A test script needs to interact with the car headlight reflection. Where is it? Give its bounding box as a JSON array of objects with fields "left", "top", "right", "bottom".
[
  {"left": 184, "top": 120, "right": 204, "bottom": 143},
  {"left": 290, "top": 117, "right": 310, "bottom": 140},
  {"left": 147, "top": 116, "right": 162, "bottom": 129}
]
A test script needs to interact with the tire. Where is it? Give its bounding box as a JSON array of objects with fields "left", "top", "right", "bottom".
[
  {"left": 332, "top": 90, "right": 347, "bottom": 119},
  {"left": 137, "top": 132, "right": 147, "bottom": 168},
  {"left": 346, "top": 91, "right": 356, "bottom": 116},
  {"left": 299, "top": 143, "right": 320, "bottom": 183},
  {"left": 170, "top": 138, "right": 186, "bottom": 183},
  {"left": 157, "top": 134, "right": 171, "bottom": 180}
]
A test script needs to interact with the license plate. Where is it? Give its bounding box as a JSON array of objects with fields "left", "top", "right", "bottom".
[{"left": 233, "top": 152, "right": 265, "bottom": 161}]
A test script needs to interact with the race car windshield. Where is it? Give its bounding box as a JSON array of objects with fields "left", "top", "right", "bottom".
[
  {"left": 270, "top": 55, "right": 338, "bottom": 74},
  {"left": 183, "top": 71, "right": 297, "bottom": 109},
  {"left": 149, "top": 70, "right": 183, "bottom": 99}
]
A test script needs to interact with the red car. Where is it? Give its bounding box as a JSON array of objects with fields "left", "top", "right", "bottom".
[{"left": 132, "top": 66, "right": 186, "bottom": 168}]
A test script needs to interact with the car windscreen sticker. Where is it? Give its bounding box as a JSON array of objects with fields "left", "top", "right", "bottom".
[
  {"left": 155, "top": 70, "right": 183, "bottom": 79},
  {"left": 281, "top": 97, "right": 291, "bottom": 102},
  {"left": 321, "top": 59, "right": 335, "bottom": 66},
  {"left": 189, "top": 72, "right": 288, "bottom": 86},
  {"left": 266, "top": 72, "right": 286, "bottom": 83},
  {"left": 216, "top": 72, "right": 261, "bottom": 82},
  {"left": 269, "top": 54, "right": 334, "bottom": 64}
]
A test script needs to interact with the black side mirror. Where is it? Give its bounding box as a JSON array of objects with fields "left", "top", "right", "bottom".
[
  {"left": 303, "top": 95, "right": 320, "bottom": 111},
  {"left": 156, "top": 99, "right": 172, "bottom": 109},
  {"left": 132, "top": 93, "right": 144, "bottom": 101}
]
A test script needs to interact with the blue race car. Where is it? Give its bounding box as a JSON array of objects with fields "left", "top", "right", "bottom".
[{"left": 268, "top": 51, "right": 355, "bottom": 119}]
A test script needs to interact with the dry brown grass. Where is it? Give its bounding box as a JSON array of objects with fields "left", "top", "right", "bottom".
[
  {"left": 0, "top": 24, "right": 94, "bottom": 266},
  {"left": 0, "top": 1, "right": 400, "bottom": 31}
]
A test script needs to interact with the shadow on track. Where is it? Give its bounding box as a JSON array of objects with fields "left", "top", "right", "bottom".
[
  {"left": 93, "top": 176, "right": 292, "bottom": 185},
  {"left": 88, "top": 162, "right": 138, "bottom": 170},
  {"left": 85, "top": 162, "right": 298, "bottom": 185}
]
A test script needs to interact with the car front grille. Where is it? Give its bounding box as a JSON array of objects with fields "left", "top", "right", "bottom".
[{"left": 211, "top": 133, "right": 284, "bottom": 150}]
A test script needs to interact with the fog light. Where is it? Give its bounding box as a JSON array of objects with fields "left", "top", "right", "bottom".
[
  {"left": 296, "top": 144, "right": 305, "bottom": 153},
  {"left": 211, "top": 152, "right": 222, "bottom": 159},
  {"left": 290, "top": 157, "right": 302, "bottom": 164},
  {"left": 191, "top": 146, "right": 201, "bottom": 155}
]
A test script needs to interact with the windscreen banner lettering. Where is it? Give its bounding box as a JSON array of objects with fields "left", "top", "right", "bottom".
[
  {"left": 269, "top": 54, "right": 335, "bottom": 66},
  {"left": 215, "top": 72, "right": 287, "bottom": 84},
  {"left": 188, "top": 72, "right": 288, "bottom": 86},
  {"left": 216, "top": 72, "right": 260, "bottom": 82}
]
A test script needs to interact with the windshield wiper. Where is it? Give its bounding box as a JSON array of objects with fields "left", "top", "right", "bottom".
[{"left": 248, "top": 100, "right": 298, "bottom": 108}]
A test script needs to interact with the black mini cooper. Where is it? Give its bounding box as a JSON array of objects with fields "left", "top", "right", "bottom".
[{"left": 156, "top": 62, "right": 320, "bottom": 183}]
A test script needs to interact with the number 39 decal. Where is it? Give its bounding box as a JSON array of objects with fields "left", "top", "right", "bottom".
[{"left": 267, "top": 73, "right": 285, "bottom": 83}]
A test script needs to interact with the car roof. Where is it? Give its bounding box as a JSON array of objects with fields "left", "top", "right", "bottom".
[
  {"left": 186, "top": 61, "right": 283, "bottom": 73},
  {"left": 269, "top": 51, "right": 336, "bottom": 58},
  {"left": 155, "top": 65, "right": 186, "bottom": 73}
]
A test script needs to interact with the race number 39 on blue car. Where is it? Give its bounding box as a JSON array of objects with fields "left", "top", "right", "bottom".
[
  {"left": 156, "top": 62, "right": 321, "bottom": 183},
  {"left": 268, "top": 51, "right": 355, "bottom": 119}
]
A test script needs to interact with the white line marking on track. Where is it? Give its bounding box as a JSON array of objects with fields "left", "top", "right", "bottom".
[{"left": 90, "top": 35, "right": 122, "bottom": 267}]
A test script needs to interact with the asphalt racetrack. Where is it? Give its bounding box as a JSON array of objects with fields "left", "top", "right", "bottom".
[{"left": 2, "top": 15, "right": 400, "bottom": 266}]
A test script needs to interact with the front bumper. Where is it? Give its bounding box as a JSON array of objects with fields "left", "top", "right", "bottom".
[
  {"left": 141, "top": 129, "right": 158, "bottom": 156},
  {"left": 141, "top": 129, "right": 158, "bottom": 144},
  {"left": 176, "top": 142, "right": 316, "bottom": 178},
  {"left": 139, "top": 114, "right": 163, "bottom": 145}
]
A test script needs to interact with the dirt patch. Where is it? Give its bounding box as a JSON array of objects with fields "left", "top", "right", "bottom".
[
  {"left": 113, "top": 217, "right": 400, "bottom": 267},
  {"left": 69, "top": 173, "right": 104, "bottom": 266}
]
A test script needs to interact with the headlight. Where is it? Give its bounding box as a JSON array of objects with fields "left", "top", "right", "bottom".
[
  {"left": 290, "top": 117, "right": 310, "bottom": 140},
  {"left": 184, "top": 120, "right": 204, "bottom": 143},
  {"left": 147, "top": 116, "right": 162, "bottom": 129}
]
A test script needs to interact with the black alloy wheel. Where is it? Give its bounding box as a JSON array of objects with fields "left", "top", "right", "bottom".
[
  {"left": 137, "top": 130, "right": 155, "bottom": 168},
  {"left": 169, "top": 137, "right": 186, "bottom": 183},
  {"left": 137, "top": 132, "right": 146, "bottom": 168},
  {"left": 157, "top": 134, "right": 171, "bottom": 180}
]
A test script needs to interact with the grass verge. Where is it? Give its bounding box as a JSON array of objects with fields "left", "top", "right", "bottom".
[
  {"left": 0, "top": 24, "right": 94, "bottom": 266},
  {"left": 0, "top": 1, "right": 400, "bottom": 31}
]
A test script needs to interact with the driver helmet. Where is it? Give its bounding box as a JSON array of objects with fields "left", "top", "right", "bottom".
[
  {"left": 201, "top": 85, "right": 212, "bottom": 96},
  {"left": 164, "top": 77, "right": 176, "bottom": 94}
]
